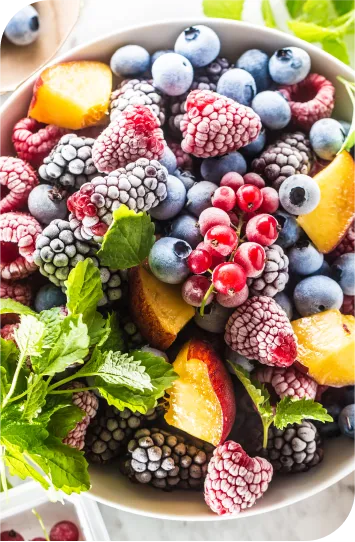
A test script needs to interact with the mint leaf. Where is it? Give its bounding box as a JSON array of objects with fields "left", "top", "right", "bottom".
[
  {"left": 4, "top": 449, "right": 50, "bottom": 490},
  {"left": 300, "top": 0, "right": 336, "bottom": 26},
  {"left": 0, "top": 298, "right": 36, "bottom": 316},
  {"left": 15, "top": 315, "right": 45, "bottom": 358},
  {"left": 1, "top": 420, "right": 49, "bottom": 452},
  {"left": 88, "top": 311, "right": 110, "bottom": 347},
  {"left": 65, "top": 259, "right": 103, "bottom": 324},
  {"left": 334, "top": 1, "right": 355, "bottom": 16},
  {"left": 288, "top": 20, "right": 337, "bottom": 41},
  {"left": 202, "top": 0, "right": 244, "bottom": 19},
  {"left": 337, "top": 76, "right": 355, "bottom": 152},
  {"left": 261, "top": 0, "right": 277, "bottom": 27},
  {"left": 0, "top": 339, "right": 25, "bottom": 401},
  {"left": 286, "top": 0, "right": 305, "bottom": 18},
  {"left": 229, "top": 364, "right": 273, "bottom": 420},
  {"left": 37, "top": 395, "right": 77, "bottom": 426},
  {"left": 47, "top": 405, "right": 85, "bottom": 439},
  {"left": 22, "top": 375, "right": 47, "bottom": 423},
  {"left": 274, "top": 397, "right": 333, "bottom": 429},
  {"left": 100, "top": 312, "right": 125, "bottom": 353},
  {"left": 323, "top": 36, "right": 350, "bottom": 63},
  {"left": 97, "top": 205, "right": 155, "bottom": 269}
]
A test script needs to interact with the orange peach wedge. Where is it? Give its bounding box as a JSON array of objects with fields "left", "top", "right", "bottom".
[
  {"left": 28, "top": 61, "right": 112, "bottom": 130},
  {"left": 165, "top": 339, "right": 236, "bottom": 446}
]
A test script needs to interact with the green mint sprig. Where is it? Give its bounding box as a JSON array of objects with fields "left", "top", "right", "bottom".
[
  {"left": 337, "top": 76, "right": 355, "bottom": 153},
  {"left": 230, "top": 364, "right": 332, "bottom": 448}
]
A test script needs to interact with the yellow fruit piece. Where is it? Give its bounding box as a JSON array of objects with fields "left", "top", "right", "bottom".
[
  {"left": 297, "top": 151, "right": 355, "bottom": 253},
  {"left": 129, "top": 266, "right": 194, "bottom": 350},
  {"left": 292, "top": 310, "right": 355, "bottom": 386},
  {"left": 165, "top": 343, "right": 223, "bottom": 446},
  {"left": 28, "top": 61, "right": 112, "bottom": 130}
]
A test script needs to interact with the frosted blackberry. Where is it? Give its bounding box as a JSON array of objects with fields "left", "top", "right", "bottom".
[
  {"left": 110, "top": 79, "right": 166, "bottom": 125},
  {"left": 38, "top": 134, "right": 99, "bottom": 191},
  {"left": 168, "top": 92, "right": 188, "bottom": 135},
  {"left": 248, "top": 244, "right": 289, "bottom": 298},
  {"left": 121, "top": 315, "right": 144, "bottom": 349},
  {"left": 192, "top": 57, "right": 231, "bottom": 91},
  {"left": 123, "top": 427, "right": 213, "bottom": 490}
]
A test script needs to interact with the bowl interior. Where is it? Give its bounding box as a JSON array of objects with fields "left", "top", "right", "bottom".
[{"left": 1, "top": 19, "right": 354, "bottom": 521}]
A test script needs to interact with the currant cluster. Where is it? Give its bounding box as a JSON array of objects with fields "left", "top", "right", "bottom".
[{"left": 181, "top": 172, "right": 280, "bottom": 312}]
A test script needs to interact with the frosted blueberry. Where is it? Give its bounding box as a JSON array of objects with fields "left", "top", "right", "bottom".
[
  {"left": 173, "top": 169, "right": 196, "bottom": 191},
  {"left": 310, "top": 118, "right": 346, "bottom": 161},
  {"left": 217, "top": 68, "right": 256, "bottom": 106},
  {"left": 159, "top": 147, "right": 177, "bottom": 174},
  {"left": 28, "top": 184, "right": 68, "bottom": 225},
  {"left": 170, "top": 214, "right": 202, "bottom": 249},
  {"left": 269, "top": 47, "right": 311, "bottom": 85},
  {"left": 274, "top": 211, "right": 302, "bottom": 249},
  {"left": 200, "top": 152, "right": 247, "bottom": 183},
  {"left": 151, "top": 49, "right": 174, "bottom": 65},
  {"left": 110, "top": 45, "right": 150, "bottom": 76},
  {"left": 152, "top": 53, "right": 193, "bottom": 96},
  {"left": 274, "top": 292, "right": 294, "bottom": 320},
  {"left": 293, "top": 276, "right": 343, "bottom": 316},
  {"left": 186, "top": 181, "right": 218, "bottom": 217},
  {"left": 236, "top": 49, "right": 271, "bottom": 92},
  {"left": 34, "top": 284, "right": 66, "bottom": 312},
  {"left": 252, "top": 91, "right": 291, "bottom": 130},
  {"left": 331, "top": 253, "right": 355, "bottom": 296},
  {"left": 149, "top": 175, "right": 186, "bottom": 220},
  {"left": 279, "top": 174, "right": 320, "bottom": 215},
  {"left": 5, "top": 5, "right": 39, "bottom": 46},
  {"left": 288, "top": 240, "right": 324, "bottom": 276},
  {"left": 174, "top": 25, "right": 220, "bottom": 68},
  {"left": 149, "top": 237, "right": 192, "bottom": 284},
  {"left": 240, "top": 130, "right": 266, "bottom": 158}
]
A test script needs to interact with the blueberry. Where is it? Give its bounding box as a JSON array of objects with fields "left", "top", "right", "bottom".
[
  {"left": 186, "top": 181, "right": 218, "bottom": 217},
  {"left": 226, "top": 347, "right": 255, "bottom": 374},
  {"left": 159, "top": 147, "right": 177, "bottom": 174},
  {"left": 149, "top": 237, "right": 192, "bottom": 284},
  {"left": 338, "top": 120, "right": 351, "bottom": 136},
  {"left": 194, "top": 301, "right": 233, "bottom": 333},
  {"left": 343, "top": 387, "right": 355, "bottom": 407},
  {"left": 326, "top": 403, "right": 343, "bottom": 422},
  {"left": 217, "top": 68, "right": 256, "bottom": 106},
  {"left": 34, "top": 284, "right": 66, "bottom": 312},
  {"left": 293, "top": 275, "right": 343, "bottom": 316},
  {"left": 174, "top": 25, "right": 220, "bottom": 68},
  {"left": 200, "top": 152, "right": 247, "bottom": 183},
  {"left": 274, "top": 210, "right": 301, "bottom": 249},
  {"left": 338, "top": 404, "right": 355, "bottom": 439},
  {"left": 236, "top": 49, "right": 271, "bottom": 92},
  {"left": 152, "top": 52, "right": 193, "bottom": 96},
  {"left": 28, "top": 184, "right": 68, "bottom": 225},
  {"left": 5, "top": 5, "right": 40, "bottom": 46},
  {"left": 331, "top": 253, "right": 355, "bottom": 295},
  {"left": 279, "top": 174, "right": 320, "bottom": 215},
  {"left": 240, "top": 130, "right": 266, "bottom": 159},
  {"left": 288, "top": 240, "right": 324, "bottom": 275},
  {"left": 318, "top": 421, "right": 341, "bottom": 439},
  {"left": 110, "top": 45, "right": 150, "bottom": 76},
  {"left": 151, "top": 49, "right": 174, "bottom": 65},
  {"left": 269, "top": 47, "right": 311, "bottom": 85},
  {"left": 173, "top": 169, "right": 196, "bottom": 191},
  {"left": 274, "top": 292, "right": 293, "bottom": 320},
  {"left": 149, "top": 175, "right": 186, "bottom": 220},
  {"left": 252, "top": 91, "right": 291, "bottom": 130},
  {"left": 170, "top": 213, "right": 202, "bottom": 249},
  {"left": 309, "top": 118, "right": 346, "bottom": 161},
  {"left": 308, "top": 260, "right": 331, "bottom": 278}
]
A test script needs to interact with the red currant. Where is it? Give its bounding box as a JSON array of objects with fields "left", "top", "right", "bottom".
[
  {"left": 187, "top": 248, "right": 212, "bottom": 274},
  {"left": 236, "top": 184, "right": 263, "bottom": 213},
  {"left": 204, "top": 225, "right": 238, "bottom": 256},
  {"left": 220, "top": 172, "right": 244, "bottom": 192},
  {"left": 198, "top": 207, "right": 230, "bottom": 236},
  {"left": 182, "top": 275, "right": 214, "bottom": 307},
  {"left": 233, "top": 242, "right": 266, "bottom": 277},
  {"left": 243, "top": 172, "right": 265, "bottom": 188},
  {"left": 212, "top": 262, "right": 247, "bottom": 295},
  {"left": 216, "top": 283, "right": 249, "bottom": 307},
  {"left": 259, "top": 187, "right": 279, "bottom": 213},
  {"left": 227, "top": 211, "right": 239, "bottom": 227},
  {"left": 196, "top": 242, "right": 225, "bottom": 270},
  {"left": 246, "top": 213, "right": 279, "bottom": 246},
  {"left": 211, "top": 186, "right": 237, "bottom": 212}
]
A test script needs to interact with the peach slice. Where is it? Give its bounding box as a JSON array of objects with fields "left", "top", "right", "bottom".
[
  {"left": 28, "top": 61, "right": 112, "bottom": 130},
  {"left": 129, "top": 266, "right": 194, "bottom": 350},
  {"left": 165, "top": 339, "right": 236, "bottom": 445},
  {"left": 292, "top": 309, "right": 355, "bottom": 387},
  {"left": 297, "top": 151, "right": 355, "bottom": 253}
]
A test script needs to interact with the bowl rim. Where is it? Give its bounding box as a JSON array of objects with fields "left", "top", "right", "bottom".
[{"left": 1, "top": 17, "right": 354, "bottom": 521}]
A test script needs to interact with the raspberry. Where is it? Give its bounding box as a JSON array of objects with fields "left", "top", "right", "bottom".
[
  {"left": 255, "top": 365, "right": 318, "bottom": 400},
  {"left": 0, "top": 212, "right": 42, "bottom": 280},
  {"left": 204, "top": 441, "right": 273, "bottom": 516},
  {"left": 341, "top": 294, "right": 354, "bottom": 315},
  {"left": 0, "top": 156, "right": 38, "bottom": 213},
  {"left": 168, "top": 140, "right": 193, "bottom": 171},
  {"left": 92, "top": 105, "right": 166, "bottom": 173},
  {"left": 0, "top": 323, "right": 19, "bottom": 342},
  {"left": 180, "top": 89, "right": 261, "bottom": 158},
  {"left": 0, "top": 280, "right": 32, "bottom": 326},
  {"left": 62, "top": 381, "right": 99, "bottom": 451},
  {"left": 278, "top": 73, "right": 335, "bottom": 131},
  {"left": 225, "top": 296, "right": 297, "bottom": 367},
  {"left": 329, "top": 220, "right": 354, "bottom": 262},
  {"left": 12, "top": 117, "right": 66, "bottom": 168}
]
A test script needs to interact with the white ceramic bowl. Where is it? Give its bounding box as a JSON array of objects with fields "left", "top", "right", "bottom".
[{"left": 1, "top": 19, "right": 354, "bottom": 521}]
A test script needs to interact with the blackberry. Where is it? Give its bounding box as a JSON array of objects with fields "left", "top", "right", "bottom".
[
  {"left": 252, "top": 132, "right": 313, "bottom": 190},
  {"left": 192, "top": 57, "right": 231, "bottom": 91},
  {"left": 85, "top": 404, "right": 160, "bottom": 464},
  {"left": 39, "top": 134, "right": 99, "bottom": 191},
  {"left": 248, "top": 244, "right": 289, "bottom": 297},
  {"left": 168, "top": 92, "right": 188, "bottom": 135},
  {"left": 121, "top": 315, "right": 144, "bottom": 349},
  {"left": 110, "top": 79, "right": 166, "bottom": 125},
  {"left": 122, "top": 427, "right": 213, "bottom": 490}
]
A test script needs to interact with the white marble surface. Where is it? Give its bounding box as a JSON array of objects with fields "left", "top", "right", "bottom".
[{"left": 1, "top": 0, "right": 354, "bottom": 539}]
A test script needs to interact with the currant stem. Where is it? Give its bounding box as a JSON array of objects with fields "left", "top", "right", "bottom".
[{"left": 199, "top": 283, "right": 215, "bottom": 317}]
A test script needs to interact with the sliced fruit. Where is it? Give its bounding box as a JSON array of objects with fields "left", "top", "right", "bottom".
[
  {"left": 165, "top": 339, "right": 236, "bottom": 445},
  {"left": 297, "top": 151, "right": 355, "bottom": 253},
  {"left": 129, "top": 266, "right": 194, "bottom": 350},
  {"left": 292, "top": 309, "right": 355, "bottom": 387},
  {"left": 28, "top": 61, "right": 112, "bottom": 130}
]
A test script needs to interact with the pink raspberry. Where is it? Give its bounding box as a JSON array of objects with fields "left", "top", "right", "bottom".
[
  {"left": 0, "top": 156, "right": 38, "bottom": 213},
  {"left": 92, "top": 105, "right": 166, "bottom": 173},
  {"left": 0, "top": 279, "right": 33, "bottom": 326},
  {"left": 255, "top": 365, "right": 318, "bottom": 400},
  {"left": 0, "top": 323, "right": 19, "bottom": 342},
  {"left": 278, "top": 73, "right": 335, "bottom": 131},
  {"left": 328, "top": 220, "right": 354, "bottom": 262},
  {"left": 225, "top": 296, "right": 297, "bottom": 367},
  {"left": 204, "top": 441, "right": 273, "bottom": 516},
  {"left": 12, "top": 117, "right": 66, "bottom": 168},
  {"left": 62, "top": 381, "right": 99, "bottom": 451},
  {"left": 180, "top": 89, "right": 261, "bottom": 158},
  {"left": 168, "top": 140, "right": 193, "bottom": 171},
  {"left": 0, "top": 212, "right": 42, "bottom": 280},
  {"left": 341, "top": 295, "right": 354, "bottom": 316}
]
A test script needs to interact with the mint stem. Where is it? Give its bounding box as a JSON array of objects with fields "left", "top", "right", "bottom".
[
  {"left": 0, "top": 447, "right": 8, "bottom": 498},
  {"left": 199, "top": 283, "right": 215, "bottom": 316},
  {"left": 48, "top": 387, "right": 96, "bottom": 395},
  {"left": 32, "top": 509, "right": 49, "bottom": 542},
  {"left": 48, "top": 372, "right": 97, "bottom": 392},
  {"left": 2, "top": 352, "right": 25, "bottom": 408}
]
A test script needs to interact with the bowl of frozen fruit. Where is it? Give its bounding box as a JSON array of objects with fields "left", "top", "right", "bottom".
[{"left": 0, "top": 19, "right": 354, "bottom": 521}]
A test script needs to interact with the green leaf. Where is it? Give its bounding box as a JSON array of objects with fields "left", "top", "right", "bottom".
[
  {"left": 274, "top": 397, "right": 333, "bottom": 430},
  {"left": 22, "top": 375, "right": 47, "bottom": 423},
  {"left": 88, "top": 311, "right": 110, "bottom": 347},
  {"left": 1, "top": 420, "right": 49, "bottom": 453},
  {"left": 286, "top": 0, "right": 306, "bottom": 18},
  {"left": 202, "top": 0, "right": 244, "bottom": 19},
  {"left": 0, "top": 298, "right": 36, "bottom": 316},
  {"left": 97, "top": 205, "right": 155, "bottom": 269},
  {"left": 229, "top": 364, "right": 273, "bottom": 420},
  {"left": 37, "top": 395, "right": 77, "bottom": 426},
  {"left": 261, "top": 0, "right": 277, "bottom": 27},
  {"left": 4, "top": 449, "right": 50, "bottom": 490},
  {"left": 65, "top": 259, "right": 103, "bottom": 325},
  {"left": 0, "top": 339, "right": 24, "bottom": 401},
  {"left": 300, "top": 0, "right": 337, "bottom": 26},
  {"left": 323, "top": 36, "right": 350, "bottom": 63},
  {"left": 337, "top": 76, "right": 355, "bottom": 152},
  {"left": 288, "top": 19, "right": 338, "bottom": 41},
  {"left": 334, "top": 1, "right": 355, "bottom": 16},
  {"left": 15, "top": 315, "right": 45, "bottom": 358},
  {"left": 47, "top": 405, "right": 85, "bottom": 439},
  {"left": 32, "top": 315, "right": 89, "bottom": 376},
  {"left": 100, "top": 312, "right": 125, "bottom": 353}
]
